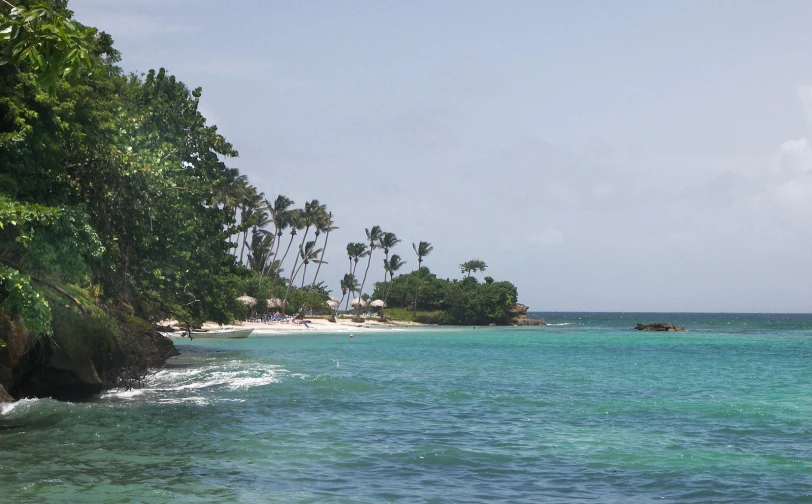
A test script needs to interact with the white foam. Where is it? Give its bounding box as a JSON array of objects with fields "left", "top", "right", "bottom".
[
  {"left": 144, "top": 361, "right": 283, "bottom": 393},
  {"left": 99, "top": 389, "right": 147, "bottom": 400},
  {"left": 0, "top": 398, "right": 39, "bottom": 416}
]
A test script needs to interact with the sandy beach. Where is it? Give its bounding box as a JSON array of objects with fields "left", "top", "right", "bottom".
[{"left": 195, "top": 317, "right": 423, "bottom": 335}]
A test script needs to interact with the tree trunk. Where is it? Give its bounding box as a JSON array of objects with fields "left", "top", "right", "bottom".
[
  {"left": 259, "top": 225, "right": 280, "bottom": 285},
  {"left": 413, "top": 260, "right": 422, "bottom": 317},
  {"left": 309, "top": 227, "right": 331, "bottom": 293},
  {"left": 356, "top": 247, "right": 373, "bottom": 315},
  {"left": 283, "top": 226, "right": 310, "bottom": 309},
  {"left": 273, "top": 232, "right": 296, "bottom": 290},
  {"left": 239, "top": 229, "right": 248, "bottom": 264}
]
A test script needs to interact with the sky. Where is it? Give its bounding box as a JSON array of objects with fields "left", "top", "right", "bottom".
[{"left": 68, "top": 0, "right": 812, "bottom": 313}]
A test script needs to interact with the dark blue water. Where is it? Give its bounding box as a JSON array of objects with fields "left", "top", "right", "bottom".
[{"left": 1, "top": 313, "right": 811, "bottom": 503}]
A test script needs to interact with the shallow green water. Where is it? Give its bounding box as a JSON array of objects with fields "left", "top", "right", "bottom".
[{"left": 2, "top": 313, "right": 811, "bottom": 502}]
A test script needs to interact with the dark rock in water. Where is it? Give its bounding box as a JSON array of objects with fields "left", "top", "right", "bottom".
[
  {"left": 1, "top": 306, "right": 178, "bottom": 401},
  {"left": 506, "top": 304, "right": 547, "bottom": 326},
  {"left": 635, "top": 322, "right": 686, "bottom": 332}
]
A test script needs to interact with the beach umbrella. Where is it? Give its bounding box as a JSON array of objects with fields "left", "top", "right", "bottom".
[
  {"left": 349, "top": 298, "right": 367, "bottom": 307},
  {"left": 326, "top": 298, "right": 340, "bottom": 309},
  {"left": 237, "top": 295, "right": 257, "bottom": 307},
  {"left": 267, "top": 298, "right": 285, "bottom": 309},
  {"left": 369, "top": 299, "right": 386, "bottom": 308}
]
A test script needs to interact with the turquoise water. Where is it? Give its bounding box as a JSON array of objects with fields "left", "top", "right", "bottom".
[{"left": 1, "top": 313, "right": 811, "bottom": 503}]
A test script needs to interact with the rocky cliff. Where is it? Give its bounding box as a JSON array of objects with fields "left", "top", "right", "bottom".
[{"left": 0, "top": 302, "right": 177, "bottom": 402}]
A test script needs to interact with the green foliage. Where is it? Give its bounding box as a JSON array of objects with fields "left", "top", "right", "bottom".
[
  {"left": 0, "top": 264, "right": 51, "bottom": 334},
  {"left": 384, "top": 307, "right": 443, "bottom": 324},
  {"left": 378, "top": 266, "right": 518, "bottom": 326},
  {"left": 0, "top": 8, "right": 249, "bottom": 328},
  {"left": 0, "top": 2, "right": 107, "bottom": 89},
  {"left": 441, "top": 279, "right": 517, "bottom": 325},
  {"left": 459, "top": 259, "right": 488, "bottom": 278},
  {"left": 49, "top": 302, "right": 117, "bottom": 366}
]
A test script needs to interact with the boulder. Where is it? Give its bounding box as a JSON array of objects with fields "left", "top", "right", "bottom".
[{"left": 635, "top": 322, "right": 686, "bottom": 332}]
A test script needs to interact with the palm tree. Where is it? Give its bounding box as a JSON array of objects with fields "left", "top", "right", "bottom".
[
  {"left": 309, "top": 210, "right": 337, "bottom": 292},
  {"left": 339, "top": 273, "right": 358, "bottom": 315},
  {"left": 295, "top": 241, "right": 324, "bottom": 288},
  {"left": 382, "top": 254, "right": 406, "bottom": 318},
  {"left": 346, "top": 242, "right": 367, "bottom": 277},
  {"left": 212, "top": 171, "right": 250, "bottom": 258},
  {"left": 263, "top": 195, "right": 295, "bottom": 286},
  {"left": 239, "top": 187, "right": 266, "bottom": 264},
  {"left": 412, "top": 240, "right": 434, "bottom": 316},
  {"left": 377, "top": 232, "right": 400, "bottom": 317},
  {"left": 273, "top": 208, "right": 303, "bottom": 294},
  {"left": 247, "top": 229, "right": 275, "bottom": 275},
  {"left": 283, "top": 200, "right": 325, "bottom": 307},
  {"left": 356, "top": 225, "right": 383, "bottom": 314}
]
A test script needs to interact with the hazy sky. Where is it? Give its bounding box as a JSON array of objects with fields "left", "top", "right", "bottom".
[{"left": 69, "top": 0, "right": 812, "bottom": 313}]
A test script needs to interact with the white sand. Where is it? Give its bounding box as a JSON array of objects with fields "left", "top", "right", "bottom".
[{"left": 196, "top": 317, "right": 423, "bottom": 335}]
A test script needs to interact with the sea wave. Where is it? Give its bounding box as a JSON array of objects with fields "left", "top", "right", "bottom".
[
  {"left": 0, "top": 397, "right": 74, "bottom": 425},
  {"left": 147, "top": 360, "right": 283, "bottom": 393}
]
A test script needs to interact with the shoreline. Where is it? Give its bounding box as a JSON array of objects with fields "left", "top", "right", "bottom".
[{"left": 196, "top": 317, "right": 425, "bottom": 335}]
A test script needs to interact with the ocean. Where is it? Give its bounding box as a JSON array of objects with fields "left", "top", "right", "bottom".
[{"left": 1, "top": 313, "right": 810, "bottom": 503}]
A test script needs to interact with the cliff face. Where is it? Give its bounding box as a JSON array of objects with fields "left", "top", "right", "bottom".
[{"left": 0, "top": 304, "right": 177, "bottom": 401}]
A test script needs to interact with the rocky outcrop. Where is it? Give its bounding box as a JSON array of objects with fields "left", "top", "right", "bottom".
[
  {"left": 0, "top": 384, "right": 13, "bottom": 403},
  {"left": 506, "top": 303, "right": 547, "bottom": 326},
  {"left": 635, "top": 322, "right": 686, "bottom": 332},
  {"left": 0, "top": 304, "right": 178, "bottom": 401}
]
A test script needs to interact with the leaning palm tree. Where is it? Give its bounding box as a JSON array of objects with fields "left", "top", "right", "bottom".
[
  {"left": 382, "top": 254, "right": 406, "bottom": 318},
  {"left": 309, "top": 210, "right": 338, "bottom": 292},
  {"left": 273, "top": 208, "right": 303, "bottom": 290},
  {"left": 338, "top": 273, "right": 358, "bottom": 315},
  {"left": 262, "top": 195, "right": 295, "bottom": 286},
  {"left": 412, "top": 240, "right": 434, "bottom": 316},
  {"left": 355, "top": 225, "right": 383, "bottom": 314}
]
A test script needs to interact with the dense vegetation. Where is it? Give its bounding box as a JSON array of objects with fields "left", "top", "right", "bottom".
[
  {"left": 370, "top": 268, "right": 518, "bottom": 325},
  {"left": 0, "top": 0, "right": 521, "bottom": 341}
]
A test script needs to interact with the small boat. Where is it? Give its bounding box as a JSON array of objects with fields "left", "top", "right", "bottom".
[{"left": 188, "top": 327, "right": 254, "bottom": 339}]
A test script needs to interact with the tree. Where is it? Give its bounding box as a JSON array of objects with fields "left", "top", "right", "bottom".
[
  {"left": 460, "top": 259, "right": 488, "bottom": 278},
  {"left": 247, "top": 229, "right": 274, "bottom": 275},
  {"left": 355, "top": 225, "right": 382, "bottom": 314},
  {"left": 338, "top": 273, "right": 358, "bottom": 315},
  {"left": 283, "top": 200, "right": 325, "bottom": 308},
  {"left": 274, "top": 208, "right": 302, "bottom": 288},
  {"left": 346, "top": 242, "right": 367, "bottom": 278},
  {"left": 238, "top": 187, "right": 267, "bottom": 264},
  {"left": 295, "top": 240, "right": 323, "bottom": 288},
  {"left": 381, "top": 254, "right": 406, "bottom": 318},
  {"left": 262, "top": 194, "right": 294, "bottom": 286},
  {"left": 0, "top": 1, "right": 106, "bottom": 90},
  {"left": 309, "top": 210, "right": 336, "bottom": 293},
  {"left": 411, "top": 240, "right": 434, "bottom": 316}
]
